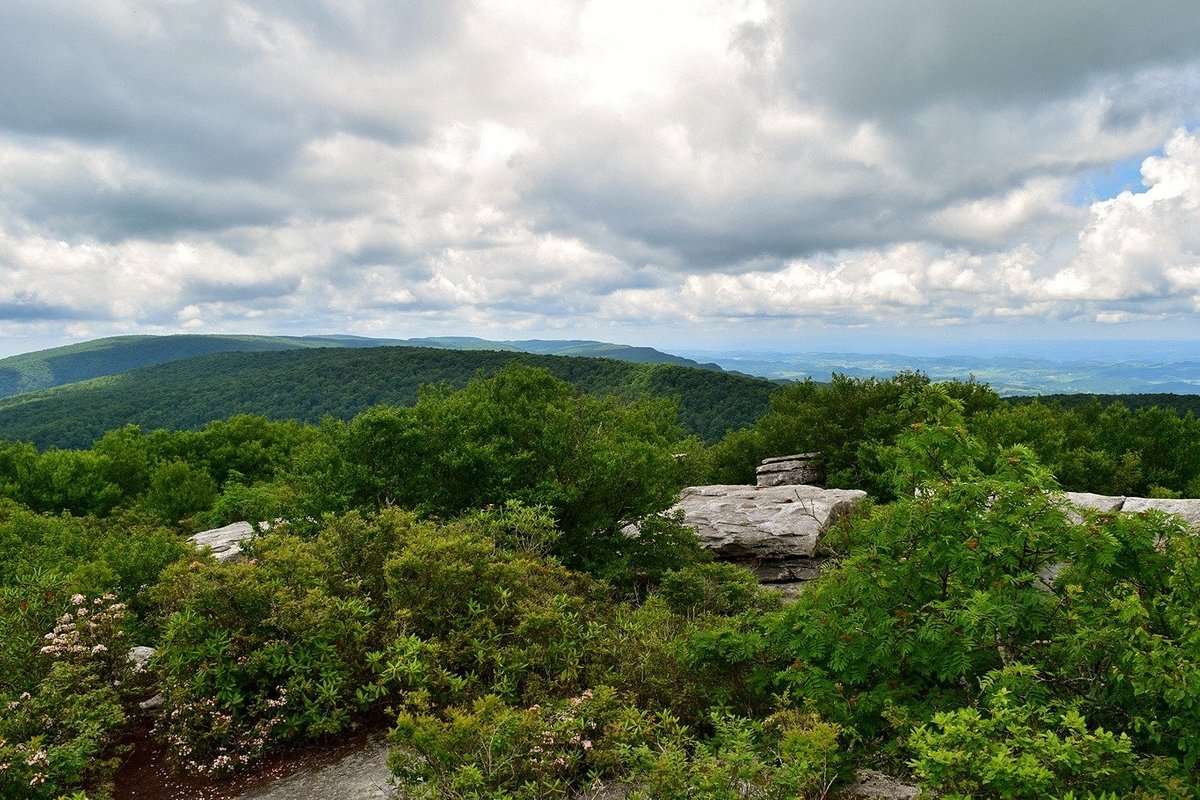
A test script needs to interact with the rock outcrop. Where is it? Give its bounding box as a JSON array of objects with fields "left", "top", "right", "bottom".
[
  {"left": 756, "top": 453, "right": 822, "bottom": 487},
  {"left": 837, "top": 770, "right": 920, "bottom": 799},
  {"left": 188, "top": 521, "right": 256, "bottom": 563},
  {"left": 659, "top": 480, "right": 867, "bottom": 591},
  {"left": 672, "top": 483, "right": 866, "bottom": 561},
  {"left": 126, "top": 645, "right": 155, "bottom": 673},
  {"left": 1061, "top": 492, "right": 1200, "bottom": 527},
  {"left": 1121, "top": 496, "right": 1200, "bottom": 527}
]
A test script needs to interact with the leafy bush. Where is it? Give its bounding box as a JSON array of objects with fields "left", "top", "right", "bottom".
[
  {"left": 908, "top": 666, "right": 1174, "bottom": 799},
  {"left": 0, "top": 593, "right": 132, "bottom": 800},
  {"left": 143, "top": 458, "right": 218, "bottom": 525},
  {"left": 297, "top": 364, "right": 689, "bottom": 573},
  {"left": 658, "top": 561, "right": 779, "bottom": 618},
  {"left": 151, "top": 534, "right": 376, "bottom": 774},
  {"left": 622, "top": 708, "right": 845, "bottom": 800},
  {"left": 0, "top": 503, "right": 187, "bottom": 692},
  {"left": 390, "top": 686, "right": 682, "bottom": 799},
  {"left": 391, "top": 690, "right": 846, "bottom": 800},
  {"left": 383, "top": 512, "right": 607, "bottom": 703}
]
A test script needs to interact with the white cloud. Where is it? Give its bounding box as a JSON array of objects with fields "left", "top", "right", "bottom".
[{"left": 0, "top": 1, "right": 1198, "bottom": 349}]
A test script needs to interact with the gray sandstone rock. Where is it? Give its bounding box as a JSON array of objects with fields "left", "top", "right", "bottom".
[
  {"left": 838, "top": 770, "right": 920, "bottom": 799},
  {"left": 749, "top": 558, "right": 824, "bottom": 583},
  {"left": 1055, "top": 492, "right": 1200, "bottom": 530},
  {"left": 126, "top": 645, "right": 155, "bottom": 673},
  {"left": 188, "top": 521, "right": 256, "bottom": 563},
  {"left": 1061, "top": 492, "right": 1126, "bottom": 513},
  {"left": 1059, "top": 492, "right": 1126, "bottom": 524},
  {"left": 238, "top": 735, "right": 394, "bottom": 800},
  {"left": 756, "top": 453, "right": 822, "bottom": 487},
  {"left": 139, "top": 693, "right": 165, "bottom": 711},
  {"left": 670, "top": 484, "right": 866, "bottom": 561},
  {"left": 1122, "top": 496, "right": 1200, "bottom": 528}
]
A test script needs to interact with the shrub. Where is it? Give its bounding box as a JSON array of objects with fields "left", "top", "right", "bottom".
[
  {"left": 907, "top": 666, "right": 1169, "bottom": 799},
  {"left": 383, "top": 516, "right": 606, "bottom": 704},
  {"left": 622, "top": 708, "right": 845, "bottom": 800},
  {"left": 151, "top": 534, "right": 375, "bottom": 775},
  {"left": 658, "top": 561, "right": 779, "bottom": 618},
  {"left": 389, "top": 686, "right": 683, "bottom": 799},
  {"left": 0, "top": 593, "right": 132, "bottom": 800}
]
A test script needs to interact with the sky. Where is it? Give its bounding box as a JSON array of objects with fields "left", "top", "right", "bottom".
[{"left": 2, "top": 1, "right": 1200, "bottom": 359}]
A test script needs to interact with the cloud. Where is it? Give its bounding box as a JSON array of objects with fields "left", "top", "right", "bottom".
[{"left": 0, "top": 1, "right": 1198, "bottom": 351}]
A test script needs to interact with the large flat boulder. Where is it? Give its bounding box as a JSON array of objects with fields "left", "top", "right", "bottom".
[
  {"left": 188, "top": 521, "right": 255, "bottom": 563},
  {"left": 1062, "top": 492, "right": 1126, "bottom": 513},
  {"left": 1059, "top": 492, "right": 1126, "bottom": 523},
  {"left": 1122, "top": 497, "right": 1200, "bottom": 528},
  {"left": 1056, "top": 493, "right": 1200, "bottom": 530},
  {"left": 671, "top": 484, "right": 866, "bottom": 561}
]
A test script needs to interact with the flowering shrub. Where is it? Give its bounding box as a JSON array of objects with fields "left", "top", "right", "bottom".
[
  {"left": 0, "top": 593, "right": 130, "bottom": 799},
  {"left": 151, "top": 534, "right": 376, "bottom": 775},
  {"left": 390, "top": 686, "right": 680, "bottom": 799},
  {"left": 39, "top": 593, "right": 128, "bottom": 672}
]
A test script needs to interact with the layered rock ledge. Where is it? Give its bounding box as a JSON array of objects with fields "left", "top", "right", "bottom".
[
  {"left": 187, "top": 520, "right": 255, "bottom": 563},
  {"left": 671, "top": 483, "right": 866, "bottom": 561},
  {"left": 1062, "top": 491, "right": 1200, "bottom": 526},
  {"left": 755, "top": 453, "right": 822, "bottom": 488}
]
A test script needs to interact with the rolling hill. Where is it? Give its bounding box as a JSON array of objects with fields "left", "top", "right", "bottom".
[
  {"left": 0, "top": 334, "right": 723, "bottom": 400},
  {"left": 0, "top": 346, "right": 774, "bottom": 449}
]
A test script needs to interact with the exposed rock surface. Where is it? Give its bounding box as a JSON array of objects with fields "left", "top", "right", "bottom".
[
  {"left": 1061, "top": 492, "right": 1200, "bottom": 528},
  {"left": 127, "top": 645, "right": 155, "bottom": 673},
  {"left": 238, "top": 735, "right": 394, "bottom": 800},
  {"left": 672, "top": 483, "right": 866, "bottom": 561},
  {"left": 836, "top": 770, "right": 920, "bottom": 799},
  {"left": 756, "top": 453, "right": 823, "bottom": 487},
  {"left": 748, "top": 557, "right": 824, "bottom": 583},
  {"left": 1121, "top": 496, "right": 1200, "bottom": 527},
  {"left": 188, "top": 521, "right": 256, "bottom": 563}
]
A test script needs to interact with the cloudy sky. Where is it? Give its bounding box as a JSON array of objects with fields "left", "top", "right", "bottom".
[{"left": 2, "top": 1, "right": 1200, "bottom": 357}]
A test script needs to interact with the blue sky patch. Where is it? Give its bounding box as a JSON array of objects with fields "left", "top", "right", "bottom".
[{"left": 1071, "top": 150, "right": 1157, "bottom": 205}]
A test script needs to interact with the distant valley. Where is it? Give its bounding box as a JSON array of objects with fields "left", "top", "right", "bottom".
[{"left": 678, "top": 349, "right": 1200, "bottom": 395}]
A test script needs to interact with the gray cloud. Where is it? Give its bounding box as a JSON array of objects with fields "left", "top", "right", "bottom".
[
  {"left": 0, "top": 1, "right": 1198, "bottom": 351},
  {"left": 0, "top": 294, "right": 89, "bottom": 322},
  {"left": 778, "top": 1, "right": 1200, "bottom": 116}
]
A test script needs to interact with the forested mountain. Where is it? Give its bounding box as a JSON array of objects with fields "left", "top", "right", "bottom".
[
  {"left": 0, "top": 334, "right": 722, "bottom": 400},
  {"left": 0, "top": 346, "right": 773, "bottom": 449}
]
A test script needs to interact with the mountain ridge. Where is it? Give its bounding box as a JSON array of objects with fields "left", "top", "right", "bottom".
[
  {"left": 0, "top": 333, "right": 723, "bottom": 400},
  {"left": 0, "top": 346, "right": 771, "bottom": 450}
]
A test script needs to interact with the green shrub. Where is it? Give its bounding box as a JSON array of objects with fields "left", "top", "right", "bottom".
[
  {"left": 151, "top": 534, "right": 375, "bottom": 775},
  {"left": 143, "top": 459, "right": 218, "bottom": 525},
  {"left": 658, "top": 561, "right": 779, "bottom": 618},
  {"left": 389, "top": 686, "right": 684, "bottom": 799},
  {"left": 575, "top": 511, "right": 708, "bottom": 597},
  {"left": 383, "top": 516, "right": 606, "bottom": 703},
  {"left": 0, "top": 593, "right": 133, "bottom": 800},
  {"left": 623, "top": 708, "right": 845, "bottom": 800},
  {"left": 907, "top": 666, "right": 1172, "bottom": 799}
]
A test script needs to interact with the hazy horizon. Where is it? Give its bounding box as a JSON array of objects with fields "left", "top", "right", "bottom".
[{"left": 2, "top": 329, "right": 1198, "bottom": 367}]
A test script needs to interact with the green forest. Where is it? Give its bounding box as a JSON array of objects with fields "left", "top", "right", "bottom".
[
  {"left": 0, "top": 346, "right": 773, "bottom": 450},
  {"left": 3, "top": 364, "right": 1200, "bottom": 798}
]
